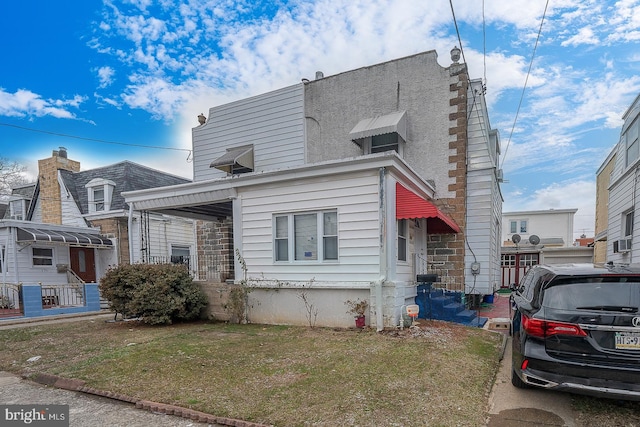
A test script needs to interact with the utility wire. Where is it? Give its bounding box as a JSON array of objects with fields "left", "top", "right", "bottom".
[
  {"left": 0, "top": 122, "right": 191, "bottom": 153},
  {"left": 499, "top": 0, "right": 550, "bottom": 170}
]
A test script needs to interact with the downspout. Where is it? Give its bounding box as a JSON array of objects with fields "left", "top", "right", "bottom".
[
  {"left": 376, "top": 167, "right": 387, "bottom": 331},
  {"left": 128, "top": 203, "right": 134, "bottom": 264}
]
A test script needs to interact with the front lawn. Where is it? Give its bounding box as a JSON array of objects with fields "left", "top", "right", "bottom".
[{"left": 0, "top": 319, "right": 502, "bottom": 426}]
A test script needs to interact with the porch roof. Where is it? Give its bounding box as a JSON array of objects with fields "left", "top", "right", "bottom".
[
  {"left": 395, "top": 183, "right": 460, "bottom": 234},
  {"left": 16, "top": 226, "right": 113, "bottom": 247}
]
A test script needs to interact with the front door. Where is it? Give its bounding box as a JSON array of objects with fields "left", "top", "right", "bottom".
[{"left": 69, "top": 247, "right": 96, "bottom": 283}]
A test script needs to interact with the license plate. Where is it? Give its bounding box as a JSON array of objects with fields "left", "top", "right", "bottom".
[{"left": 615, "top": 332, "right": 640, "bottom": 349}]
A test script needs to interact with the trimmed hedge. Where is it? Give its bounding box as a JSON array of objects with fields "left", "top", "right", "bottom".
[{"left": 99, "top": 263, "right": 207, "bottom": 325}]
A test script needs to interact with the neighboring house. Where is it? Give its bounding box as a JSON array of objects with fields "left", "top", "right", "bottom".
[
  {"left": 594, "top": 147, "right": 616, "bottom": 263},
  {"left": 123, "top": 49, "right": 503, "bottom": 329},
  {"left": 501, "top": 209, "right": 593, "bottom": 287},
  {"left": 606, "top": 93, "right": 640, "bottom": 263},
  {"left": 0, "top": 148, "right": 195, "bottom": 298}
]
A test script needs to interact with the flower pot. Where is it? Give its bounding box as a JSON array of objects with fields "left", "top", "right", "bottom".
[{"left": 355, "top": 315, "right": 366, "bottom": 328}]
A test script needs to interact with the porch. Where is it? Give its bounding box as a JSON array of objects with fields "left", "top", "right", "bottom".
[{"left": 0, "top": 282, "right": 101, "bottom": 320}]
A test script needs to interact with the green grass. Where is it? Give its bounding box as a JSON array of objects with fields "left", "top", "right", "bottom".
[{"left": 0, "top": 320, "right": 502, "bottom": 426}]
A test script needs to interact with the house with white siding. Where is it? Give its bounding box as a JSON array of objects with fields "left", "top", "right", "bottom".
[
  {"left": 0, "top": 148, "right": 195, "bottom": 300},
  {"left": 123, "top": 49, "right": 502, "bottom": 329},
  {"left": 605, "top": 93, "right": 640, "bottom": 263}
]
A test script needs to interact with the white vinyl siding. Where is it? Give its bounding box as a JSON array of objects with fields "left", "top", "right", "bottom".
[
  {"left": 465, "top": 80, "right": 503, "bottom": 294},
  {"left": 193, "top": 84, "right": 305, "bottom": 182},
  {"left": 239, "top": 171, "right": 380, "bottom": 284},
  {"left": 130, "top": 214, "right": 196, "bottom": 263}
]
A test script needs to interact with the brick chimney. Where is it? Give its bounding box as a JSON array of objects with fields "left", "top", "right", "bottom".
[{"left": 37, "top": 147, "right": 80, "bottom": 224}]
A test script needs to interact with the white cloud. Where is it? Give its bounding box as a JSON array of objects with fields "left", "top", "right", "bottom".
[
  {"left": 0, "top": 88, "right": 85, "bottom": 119},
  {"left": 96, "top": 66, "right": 116, "bottom": 88},
  {"left": 561, "top": 26, "right": 600, "bottom": 46}
]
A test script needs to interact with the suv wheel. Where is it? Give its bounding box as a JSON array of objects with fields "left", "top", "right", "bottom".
[{"left": 511, "top": 369, "right": 528, "bottom": 389}]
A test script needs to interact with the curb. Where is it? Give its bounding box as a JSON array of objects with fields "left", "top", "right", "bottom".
[{"left": 28, "top": 373, "right": 272, "bottom": 427}]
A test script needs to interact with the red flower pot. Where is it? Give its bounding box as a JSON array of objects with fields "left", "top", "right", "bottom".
[{"left": 355, "top": 315, "right": 366, "bottom": 328}]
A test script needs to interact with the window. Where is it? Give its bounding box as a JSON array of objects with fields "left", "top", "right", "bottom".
[
  {"left": 8, "top": 198, "right": 28, "bottom": 220},
  {"left": 626, "top": 118, "right": 639, "bottom": 167},
  {"left": 398, "top": 219, "right": 407, "bottom": 262},
  {"left": 624, "top": 210, "right": 634, "bottom": 238},
  {"left": 371, "top": 133, "right": 400, "bottom": 153},
  {"left": 171, "top": 245, "right": 191, "bottom": 268},
  {"left": 85, "top": 178, "right": 115, "bottom": 213},
  {"left": 520, "top": 220, "right": 528, "bottom": 233},
  {"left": 510, "top": 221, "right": 517, "bottom": 234},
  {"left": 32, "top": 247, "right": 53, "bottom": 266},
  {"left": 274, "top": 210, "right": 338, "bottom": 262},
  {"left": 93, "top": 188, "right": 105, "bottom": 211}
]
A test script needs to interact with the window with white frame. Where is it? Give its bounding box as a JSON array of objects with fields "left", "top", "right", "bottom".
[
  {"left": 520, "top": 220, "right": 528, "bottom": 233},
  {"left": 274, "top": 210, "right": 338, "bottom": 262},
  {"left": 8, "top": 198, "right": 28, "bottom": 220},
  {"left": 397, "top": 219, "right": 407, "bottom": 262},
  {"left": 171, "top": 245, "right": 191, "bottom": 265},
  {"left": 32, "top": 247, "right": 54, "bottom": 266},
  {"left": 624, "top": 210, "right": 634, "bottom": 238},
  {"left": 626, "top": 117, "right": 639, "bottom": 167},
  {"left": 510, "top": 220, "right": 517, "bottom": 234},
  {"left": 359, "top": 133, "right": 404, "bottom": 156},
  {"left": 85, "top": 178, "right": 115, "bottom": 213}
]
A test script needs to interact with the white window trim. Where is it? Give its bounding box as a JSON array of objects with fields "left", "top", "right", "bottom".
[
  {"left": 31, "top": 246, "right": 55, "bottom": 267},
  {"left": 273, "top": 210, "right": 339, "bottom": 263},
  {"left": 361, "top": 132, "right": 405, "bottom": 157},
  {"left": 397, "top": 219, "right": 408, "bottom": 262},
  {"left": 85, "top": 178, "right": 116, "bottom": 213},
  {"left": 8, "top": 198, "right": 27, "bottom": 220}
]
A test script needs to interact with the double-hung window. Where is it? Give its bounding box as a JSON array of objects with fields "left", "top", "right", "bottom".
[
  {"left": 274, "top": 210, "right": 338, "bottom": 262},
  {"left": 32, "top": 247, "right": 54, "bottom": 266},
  {"left": 85, "top": 178, "right": 115, "bottom": 213},
  {"left": 625, "top": 210, "right": 634, "bottom": 239},
  {"left": 397, "top": 219, "right": 407, "bottom": 262}
]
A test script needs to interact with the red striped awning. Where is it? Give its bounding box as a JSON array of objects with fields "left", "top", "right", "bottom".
[{"left": 396, "top": 183, "right": 460, "bottom": 234}]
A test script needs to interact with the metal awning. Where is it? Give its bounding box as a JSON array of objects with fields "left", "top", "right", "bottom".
[
  {"left": 396, "top": 183, "right": 460, "bottom": 234},
  {"left": 350, "top": 110, "right": 407, "bottom": 142},
  {"left": 17, "top": 226, "right": 113, "bottom": 247},
  {"left": 210, "top": 145, "right": 254, "bottom": 173}
]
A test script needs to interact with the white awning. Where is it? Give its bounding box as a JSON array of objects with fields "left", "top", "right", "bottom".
[
  {"left": 210, "top": 145, "right": 254, "bottom": 173},
  {"left": 349, "top": 110, "right": 407, "bottom": 142}
]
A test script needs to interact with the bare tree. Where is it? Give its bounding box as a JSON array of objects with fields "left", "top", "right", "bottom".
[{"left": 0, "top": 158, "right": 28, "bottom": 200}]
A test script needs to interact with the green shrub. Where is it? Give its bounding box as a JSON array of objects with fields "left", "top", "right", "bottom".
[{"left": 99, "top": 263, "right": 207, "bottom": 325}]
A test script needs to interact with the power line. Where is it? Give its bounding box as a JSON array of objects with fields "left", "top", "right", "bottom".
[
  {"left": 0, "top": 122, "right": 191, "bottom": 153},
  {"left": 499, "top": 0, "right": 550, "bottom": 170}
]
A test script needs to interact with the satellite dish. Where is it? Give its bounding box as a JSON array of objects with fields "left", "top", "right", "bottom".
[
  {"left": 511, "top": 234, "right": 521, "bottom": 244},
  {"left": 529, "top": 235, "right": 540, "bottom": 245}
]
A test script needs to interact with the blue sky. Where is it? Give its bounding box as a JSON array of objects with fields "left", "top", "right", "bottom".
[{"left": 2, "top": 0, "right": 640, "bottom": 240}]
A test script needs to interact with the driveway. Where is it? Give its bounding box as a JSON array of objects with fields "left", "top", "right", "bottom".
[{"left": 486, "top": 336, "right": 580, "bottom": 426}]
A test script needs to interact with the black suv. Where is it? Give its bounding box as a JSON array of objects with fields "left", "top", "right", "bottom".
[{"left": 511, "top": 263, "right": 640, "bottom": 400}]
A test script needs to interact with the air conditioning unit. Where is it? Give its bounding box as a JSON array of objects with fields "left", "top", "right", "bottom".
[{"left": 614, "top": 238, "right": 632, "bottom": 253}]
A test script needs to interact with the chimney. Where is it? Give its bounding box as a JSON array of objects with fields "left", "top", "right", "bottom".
[
  {"left": 37, "top": 148, "right": 81, "bottom": 224},
  {"left": 315, "top": 71, "right": 324, "bottom": 80}
]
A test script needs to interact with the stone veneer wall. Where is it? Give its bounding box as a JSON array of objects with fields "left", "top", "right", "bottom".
[
  {"left": 88, "top": 217, "right": 130, "bottom": 265},
  {"left": 37, "top": 151, "right": 80, "bottom": 225},
  {"left": 196, "top": 217, "right": 234, "bottom": 282},
  {"left": 425, "top": 64, "right": 469, "bottom": 292}
]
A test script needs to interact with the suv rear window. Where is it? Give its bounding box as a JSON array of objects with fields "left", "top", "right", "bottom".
[{"left": 542, "top": 278, "right": 640, "bottom": 311}]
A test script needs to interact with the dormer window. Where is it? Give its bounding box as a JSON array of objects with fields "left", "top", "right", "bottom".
[
  {"left": 350, "top": 111, "right": 407, "bottom": 156},
  {"left": 85, "top": 178, "right": 115, "bottom": 213},
  {"left": 8, "top": 198, "right": 28, "bottom": 220}
]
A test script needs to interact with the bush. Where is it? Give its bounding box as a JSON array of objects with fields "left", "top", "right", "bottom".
[{"left": 99, "top": 263, "right": 207, "bottom": 325}]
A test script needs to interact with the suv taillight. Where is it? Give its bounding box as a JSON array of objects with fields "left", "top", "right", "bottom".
[{"left": 521, "top": 314, "right": 587, "bottom": 338}]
